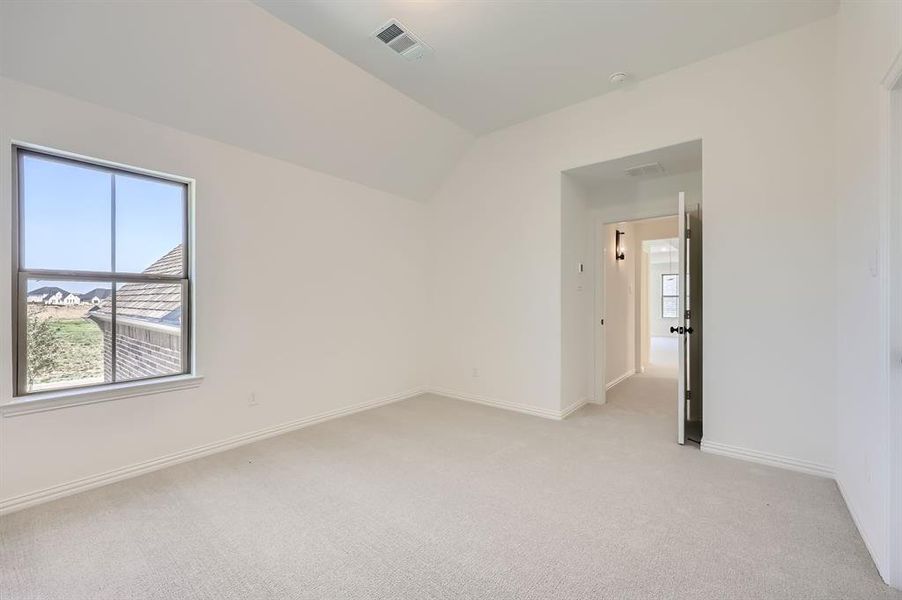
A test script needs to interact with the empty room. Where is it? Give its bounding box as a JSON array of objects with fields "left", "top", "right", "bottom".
[{"left": 1, "top": 1, "right": 901, "bottom": 599}]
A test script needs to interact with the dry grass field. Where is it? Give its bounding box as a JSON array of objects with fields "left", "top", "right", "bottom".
[{"left": 25, "top": 304, "right": 103, "bottom": 388}]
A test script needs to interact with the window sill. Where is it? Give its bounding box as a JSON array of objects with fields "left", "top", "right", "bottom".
[{"left": 1, "top": 374, "right": 204, "bottom": 417}]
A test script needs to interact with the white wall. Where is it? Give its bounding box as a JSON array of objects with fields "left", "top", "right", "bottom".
[
  {"left": 561, "top": 175, "right": 594, "bottom": 408},
  {"left": 430, "top": 17, "right": 836, "bottom": 468},
  {"left": 0, "top": 1, "right": 473, "bottom": 202},
  {"left": 603, "top": 222, "right": 636, "bottom": 387},
  {"left": 0, "top": 78, "right": 429, "bottom": 504},
  {"left": 833, "top": 0, "right": 902, "bottom": 585}
]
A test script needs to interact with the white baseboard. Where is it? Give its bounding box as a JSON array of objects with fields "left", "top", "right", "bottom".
[
  {"left": 560, "top": 397, "right": 589, "bottom": 418},
  {"left": 0, "top": 387, "right": 426, "bottom": 515},
  {"left": 429, "top": 388, "right": 586, "bottom": 421},
  {"left": 700, "top": 439, "right": 833, "bottom": 479},
  {"left": 605, "top": 369, "right": 635, "bottom": 391},
  {"left": 835, "top": 476, "right": 888, "bottom": 583}
]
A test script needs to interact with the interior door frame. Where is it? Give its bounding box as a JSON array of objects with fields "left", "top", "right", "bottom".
[
  {"left": 594, "top": 232, "right": 606, "bottom": 405},
  {"left": 883, "top": 49, "right": 902, "bottom": 590},
  {"left": 594, "top": 212, "right": 680, "bottom": 407},
  {"left": 677, "top": 193, "right": 687, "bottom": 444}
]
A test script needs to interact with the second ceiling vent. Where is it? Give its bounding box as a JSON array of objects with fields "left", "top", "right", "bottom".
[
  {"left": 624, "top": 162, "right": 666, "bottom": 178},
  {"left": 373, "top": 19, "right": 432, "bottom": 61}
]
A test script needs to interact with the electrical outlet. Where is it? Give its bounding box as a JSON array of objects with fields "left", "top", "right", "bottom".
[
  {"left": 472, "top": 368, "right": 480, "bottom": 378},
  {"left": 247, "top": 393, "right": 259, "bottom": 407}
]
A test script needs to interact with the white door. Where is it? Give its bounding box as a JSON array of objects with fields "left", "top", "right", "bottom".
[{"left": 677, "top": 192, "right": 687, "bottom": 444}]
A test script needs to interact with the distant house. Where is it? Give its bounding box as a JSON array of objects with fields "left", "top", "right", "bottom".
[
  {"left": 62, "top": 293, "right": 81, "bottom": 306},
  {"left": 27, "top": 286, "right": 68, "bottom": 305},
  {"left": 79, "top": 288, "right": 112, "bottom": 306},
  {"left": 89, "top": 245, "right": 183, "bottom": 381},
  {"left": 45, "top": 291, "right": 65, "bottom": 305}
]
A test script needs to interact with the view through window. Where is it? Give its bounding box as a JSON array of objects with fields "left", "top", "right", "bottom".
[
  {"left": 662, "top": 274, "right": 679, "bottom": 319},
  {"left": 16, "top": 148, "right": 190, "bottom": 395}
]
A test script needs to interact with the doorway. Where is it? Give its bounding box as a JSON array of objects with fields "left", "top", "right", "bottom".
[{"left": 561, "top": 140, "right": 703, "bottom": 445}]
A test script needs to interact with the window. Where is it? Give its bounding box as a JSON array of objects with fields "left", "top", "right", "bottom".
[
  {"left": 14, "top": 147, "right": 192, "bottom": 396},
  {"left": 662, "top": 274, "right": 679, "bottom": 319}
]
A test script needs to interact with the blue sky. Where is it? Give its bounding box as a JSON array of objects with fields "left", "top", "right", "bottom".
[{"left": 22, "top": 154, "right": 184, "bottom": 294}]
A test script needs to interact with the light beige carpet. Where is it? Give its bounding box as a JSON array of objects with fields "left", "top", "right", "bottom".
[{"left": 2, "top": 377, "right": 899, "bottom": 599}]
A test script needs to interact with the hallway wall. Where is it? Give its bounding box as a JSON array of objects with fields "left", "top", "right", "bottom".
[{"left": 603, "top": 222, "right": 635, "bottom": 387}]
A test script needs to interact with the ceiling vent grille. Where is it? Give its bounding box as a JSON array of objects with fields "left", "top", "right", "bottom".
[
  {"left": 372, "top": 19, "right": 432, "bottom": 60},
  {"left": 624, "top": 162, "right": 666, "bottom": 178}
]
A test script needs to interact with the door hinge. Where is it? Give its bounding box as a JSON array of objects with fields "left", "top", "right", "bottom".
[
  {"left": 685, "top": 309, "right": 690, "bottom": 320},
  {"left": 685, "top": 390, "right": 692, "bottom": 400},
  {"left": 686, "top": 229, "right": 691, "bottom": 239}
]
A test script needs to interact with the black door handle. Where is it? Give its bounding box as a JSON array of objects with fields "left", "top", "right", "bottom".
[{"left": 670, "top": 326, "right": 694, "bottom": 335}]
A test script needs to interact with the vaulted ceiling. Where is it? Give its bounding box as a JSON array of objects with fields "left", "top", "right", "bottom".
[
  {"left": 1, "top": 1, "right": 837, "bottom": 202},
  {"left": 256, "top": 0, "right": 838, "bottom": 133},
  {"left": 0, "top": 0, "right": 472, "bottom": 202}
]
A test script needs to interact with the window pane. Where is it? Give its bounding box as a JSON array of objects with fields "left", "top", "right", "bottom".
[
  {"left": 662, "top": 274, "right": 679, "bottom": 296},
  {"left": 113, "top": 281, "right": 184, "bottom": 382},
  {"left": 24, "top": 279, "right": 110, "bottom": 392},
  {"left": 20, "top": 154, "right": 112, "bottom": 272},
  {"left": 115, "top": 173, "right": 185, "bottom": 274},
  {"left": 662, "top": 296, "right": 679, "bottom": 319}
]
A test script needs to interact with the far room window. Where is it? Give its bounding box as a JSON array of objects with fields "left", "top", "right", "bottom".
[
  {"left": 13, "top": 146, "right": 192, "bottom": 396},
  {"left": 661, "top": 274, "right": 679, "bottom": 319}
]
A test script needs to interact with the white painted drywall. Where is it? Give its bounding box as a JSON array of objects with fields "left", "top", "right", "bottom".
[
  {"left": 430, "top": 17, "right": 837, "bottom": 468},
  {"left": 833, "top": 0, "right": 902, "bottom": 585},
  {"left": 0, "top": 1, "right": 473, "bottom": 202},
  {"left": 561, "top": 175, "right": 594, "bottom": 408},
  {"left": 0, "top": 78, "right": 429, "bottom": 502},
  {"left": 603, "top": 222, "right": 636, "bottom": 387}
]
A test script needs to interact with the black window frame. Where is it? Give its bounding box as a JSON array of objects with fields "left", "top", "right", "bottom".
[{"left": 661, "top": 273, "right": 679, "bottom": 319}]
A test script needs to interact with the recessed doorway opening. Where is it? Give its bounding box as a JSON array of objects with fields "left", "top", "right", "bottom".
[{"left": 561, "top": 139, "right": 702, "bottom": 445}]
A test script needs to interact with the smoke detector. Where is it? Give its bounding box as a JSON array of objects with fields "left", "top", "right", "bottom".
[
  {"left": 609, "top": 72, "right": 629, "bottom": 84},
  {"left": 373, "top": 19, "right": 432, "bottom": 60},
  {"left": 624, "top": 162, "right": 665, "bottom": 178}
]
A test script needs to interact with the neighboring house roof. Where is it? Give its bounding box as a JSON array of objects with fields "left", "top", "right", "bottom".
[
  {"left": 143, "top": 245, "right": 183, "bottom": 277},
  {"left": 92, "top": 245, "right": 183, "bottom": 327},
  {"left": 79, "top": 288, "right": 112, "bottom": 302},
  {"left": 27, "top": 286, "right": 68, "bottom": 298}
]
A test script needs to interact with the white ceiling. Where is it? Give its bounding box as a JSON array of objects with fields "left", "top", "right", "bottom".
[
  {"left": 0, "top": 1, "right": 472, "bottom": 202},
  {"left": 255, "top": 0, "right": 837, "bottom": 133},
  {"left": 564, "top": 140, "right": 702, "bottom": 188}
]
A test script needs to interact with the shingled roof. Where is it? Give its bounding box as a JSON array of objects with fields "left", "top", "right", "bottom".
[{"left": 92, "top": 245, "right": 184, "bottom": 326}]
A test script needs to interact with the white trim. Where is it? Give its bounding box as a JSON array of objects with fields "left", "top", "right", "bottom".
[
  {"left": 0, "top": 387, "right": 426, "bottom": 515},
  {"left": 883, "top": 47, "right": 902, "bottom": 91},
  {"left": 560, "top": 397, "right": 589, "bottom": 418},
  {"left": 884, "top": 47, "right": 902, "bottom": 590},
  {"left": 429, "top": 388, "right": 584, "bottom": 421},
  {"left": 605, "top": 369, "right": 634, "bottom": 391},
  {"left": 2, "top": 374, "right": 204, "bottom": 417},
  {"left": 837, "top": 477, "right": 888, "bottom": 582},
  {"left": 700, "top": 439, "right": 833, "bottom": 479}
]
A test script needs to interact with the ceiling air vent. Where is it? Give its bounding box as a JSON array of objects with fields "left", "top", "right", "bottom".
[
  {"left": 624, "top": 162, "right": 666, "bottom": 178},
  {"left": 372, "top": 19, "right": 432, "bottom": 60}
]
